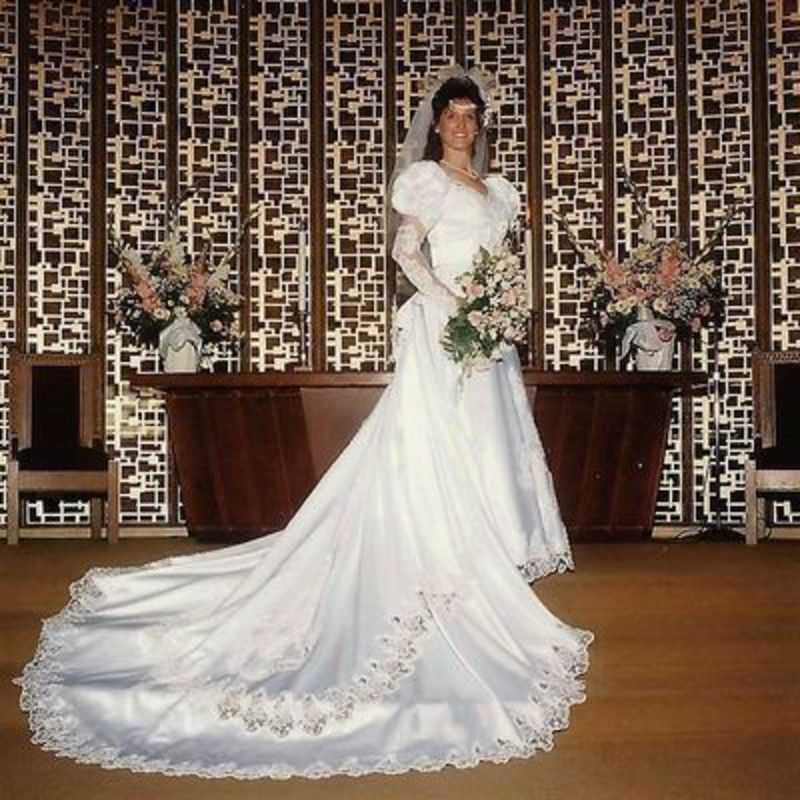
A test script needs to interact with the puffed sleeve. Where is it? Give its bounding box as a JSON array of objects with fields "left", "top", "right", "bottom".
[
  {"left": 487, "top": 176, "right": 521, "bottom": 225},
  {"left": 390, "top": 162, "right": 460, "bottom": 313},
  {"left": 391, "top": 161, "right": 450, "bottom": 231}
]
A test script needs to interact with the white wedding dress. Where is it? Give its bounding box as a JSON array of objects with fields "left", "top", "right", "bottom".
[{"left": 17, "top": 162, "right": 592, "bottom": 780}]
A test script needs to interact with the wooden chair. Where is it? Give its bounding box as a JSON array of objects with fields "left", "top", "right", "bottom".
[
  {"left": 745, "top": 349, "right": 800, "bottom": 545},
  {"left": 6, "top": 351, "right": 119, "bottom": 545}
]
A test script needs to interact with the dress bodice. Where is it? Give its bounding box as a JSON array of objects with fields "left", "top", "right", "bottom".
[
  {"left": 392, "top": 161, "right": 520, "bottom": 293},
  {"left": 427, "top": 177, "right": 518, "bottom": 289}
]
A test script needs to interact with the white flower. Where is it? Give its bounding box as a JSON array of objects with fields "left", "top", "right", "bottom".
[{"left": 467, "top": 310, "right": 484, "bottom": 328}]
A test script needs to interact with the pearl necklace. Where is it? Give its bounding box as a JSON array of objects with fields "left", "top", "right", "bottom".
[{"left": 439, "top": 160, "right": 480, "bottom": 182}]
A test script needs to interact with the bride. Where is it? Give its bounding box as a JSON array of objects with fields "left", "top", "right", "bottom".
[{"left": 16, "top": 67, "right": 592, "bottom": 780}]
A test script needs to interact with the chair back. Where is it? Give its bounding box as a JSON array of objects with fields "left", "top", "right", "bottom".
[
  {"left": 9, "top": 351, "right": 103, "bottom": 453},
  {"left": 753, "top": 350, "right": 800, "bottom": 450},
  {"left": 774, "top": 362, "right": 800, "bottom": 450}
]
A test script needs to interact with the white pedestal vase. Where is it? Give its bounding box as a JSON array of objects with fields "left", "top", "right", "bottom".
[
  {"left": 620, "top": 306, "right": 676, "bottom": 371},
  {"left": 159, "top": 317, "right": 202, "bottom": 373}
]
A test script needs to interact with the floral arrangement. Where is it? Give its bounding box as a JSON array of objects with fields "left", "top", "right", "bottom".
[
  {"left": 557, "top": 173, "right": 742, "bottom": 340},
  {"left": 441, "top": 231, "right": 529, "bottom": 372},
  {"left": 109, "top": 188, "right": 259, "bottom": 357}
]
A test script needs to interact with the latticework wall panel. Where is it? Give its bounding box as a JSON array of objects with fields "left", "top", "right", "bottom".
[
  {"left": 688, "top": 0, "right": 755, "bottom": 525},
  {"left": 178, "top": 0, "right": 240, "bottom": 374},
  {"left": 106, "top": 1, "right": 171, "bottom": 524},
  {"left": 768, "top": 0, "right": 800, "bottom": 523},
  {"left": 324, "top": 1, "right": 386, "bottom": 371},
  {"left": 0, "top": 0, "right": 16, "bottom": 522},
  {"left": 465, "top": 0, "right": 527, "bottom": 197},
  {"left": 540, "top": 1, "right": 605, "bottom": 372},
  {"left": 25, "top": 0, "right": 92, "bottom": 524},
  {"left": 249, "top": 0, "right": 309, "bottom": 371},
  {"left": 27, "top": 0, "right": 91, "bottom": 356},
  {"left": 613, "top": 2, "right": 683, "bottom": 521},
  {"left": 395, "top": 1, "right": 456, "bottom": 145}
]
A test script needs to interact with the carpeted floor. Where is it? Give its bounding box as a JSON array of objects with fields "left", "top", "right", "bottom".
[{"left": 1, "top": 538, "right": 798, "bottom": 800}]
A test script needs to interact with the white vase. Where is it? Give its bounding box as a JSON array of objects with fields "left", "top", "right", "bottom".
[
  {"left": 620, "top": 306, "right": 676, "bottom": 371},
  {"left": 159, "top": 317, "right": 202, "bottom": 373}
]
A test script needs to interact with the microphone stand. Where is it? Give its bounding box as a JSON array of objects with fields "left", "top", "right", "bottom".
[{"left": 687, "top": 313, "right": 741, "bottom": 542}]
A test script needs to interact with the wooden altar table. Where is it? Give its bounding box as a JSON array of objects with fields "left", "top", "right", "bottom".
[{"left": 131, "top": 370, "right": 705, "bottom": 542}]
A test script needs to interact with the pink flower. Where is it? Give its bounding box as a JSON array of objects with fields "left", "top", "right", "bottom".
[
  {"left": 656, "top": 252, "right": 682, "bottom": 289},
  {"left": 604, "top": 256, "right": 625, "bottom": 286},
  {"left": 466, "top": 282, "right": 485, "bottom": 299},
  {"left": 186, "top": 270, "right": 208, "bottom": 309},
  {"left": 134, "top": 280, "right": 161, "bottom": 313}
]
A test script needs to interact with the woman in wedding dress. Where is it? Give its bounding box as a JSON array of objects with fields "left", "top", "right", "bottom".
[{"left": 16, "top": 68, "right": 592, "bottom": 780}]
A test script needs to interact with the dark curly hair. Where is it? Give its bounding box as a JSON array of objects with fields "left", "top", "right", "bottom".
[{"left": 422, "top": 77, "right": 486, "bottom": 162}]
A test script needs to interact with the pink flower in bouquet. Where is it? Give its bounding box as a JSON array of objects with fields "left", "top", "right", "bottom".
[
  {"left": 604, "top": 256, "right": 625, "bottom": 286},
  {"left": 186, "top": 269, "right": 209, "bottom": 309},
  {"left": 656, "top": 251, "right": 682, "bottom": 289},
  {"left": 466, "top": 282, "right": 485, "bottom": 300},
  {"left": 134, "top": 280, "right": 161, "bottom": 313}
]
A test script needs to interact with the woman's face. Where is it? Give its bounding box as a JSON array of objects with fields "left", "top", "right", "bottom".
[{"left": 436, "top": 98, "right": 479, "bottom": 155}]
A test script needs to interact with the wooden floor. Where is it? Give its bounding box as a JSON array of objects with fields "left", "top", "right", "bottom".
[{"left": 1, "top": 538, "right": 798, "bottom": 800}]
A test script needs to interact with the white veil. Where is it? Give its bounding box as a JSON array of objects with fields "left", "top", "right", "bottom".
[{"left": 387, "top": 65, "right": 496, "bottom": 307}]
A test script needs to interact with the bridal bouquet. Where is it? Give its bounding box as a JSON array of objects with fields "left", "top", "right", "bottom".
[
  {"left": 110, "top": 188, "right": 259, "bottom": 355},
  {"left": 441, "top": 232, "right": 529, "bottom": 372},
  {"left": 557, "top": 173, "right": 741, "bottom": 340}
]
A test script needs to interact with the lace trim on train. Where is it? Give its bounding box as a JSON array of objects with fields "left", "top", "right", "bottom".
[
  {"left": 15, "top": 567, "right": 593, "bottom": 781},
  {"left": 214, "top": 590, "right": 457, "bottom": 736},
  {"left": 518, "top": 551, "right": 575, "bottom": 583}
]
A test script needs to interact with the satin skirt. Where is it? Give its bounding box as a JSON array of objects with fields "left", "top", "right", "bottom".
[{"left": 17, "top": 295, "right": 592, "bottom": 780}]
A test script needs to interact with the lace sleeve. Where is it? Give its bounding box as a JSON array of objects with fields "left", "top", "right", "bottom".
[{"left": 392, "top": 216, "right": 461, "bottom": 314}]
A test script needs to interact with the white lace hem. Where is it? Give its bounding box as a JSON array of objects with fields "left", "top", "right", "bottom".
[
  {"left": 15, "top": 566, "right": 593, "bottom": 781},
  {"left": 213, "top": 590, "right": 457, "bottom": 737},
  {"left": 518, "top": 551, "right": 575, "bottom": 583}
]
